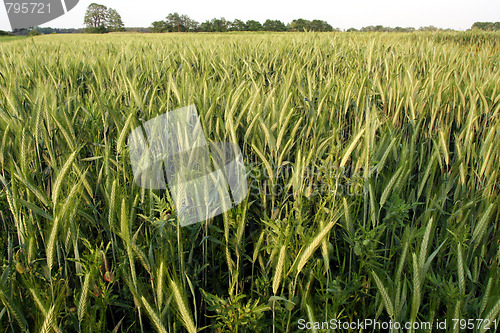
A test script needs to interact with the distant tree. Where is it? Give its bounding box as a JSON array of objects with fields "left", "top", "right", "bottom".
[
  {"left": 151, "top": 13, "right": 197, "bottom": 32},
  {"left": 107, "top": 8, "right": 125, "bottom": 32},
  {"left": 360, "top": 25, "right": 387, "bottom": 32},
  {"left": 393, "top": 26, "right": 415, "bottom": 32},
  {"left": 163, "top": 13, "right": 198, "bottom": 32},
  {"left": 151, "top": 20, "right": 167, "bottom": 33},
  {"left": 0, "top": 30, "right": 13, "bottom": 36},
  {"left": 246, "top": 20, "right": 263, "bottom": 31},
  {"left": 84, "top": 3, "right": 109, "bottom": 33},
  {"left": 308, "top": 20, "right": 318, "bottom": 31},
  {"left": 472, "top": 22, "right": 500, "bottom": 31},
  {"left": 359, "top": 25, "right": 415, "bottom": 32},
  {"left": 181, "top": 14, "right": 199, "bottom": 31},
  {"left": 347, "top": 27, "right": 358, "bottom": 32},
  {"left": 37, "top": 27, "right": 55, "bottom": 34},
  {"left": 310, "top": 19, "right": 333, "bottom": 31},
  {"left": 263, "top": 19, "right": 287, "bottom": 31},
  {"left": 419, "top": 25, "right": 439, "bottom": 31},
  {"left": 472, "top": 22, "right": 490, "bottom": 30},
  {"left": 199, "top": 20, "right": 214, "bottom": 32},
  {"left": 362, "top": 25, "right": 384, "bottom": 32},
  {"left": 290, "top": 19, "right": 311, "bottom": 31},
  {"left": 166, "top": 12, "right": 183, "bottom": 32},
  {"left": 210, "top": 18, "right": 228, "bottom": 32},
  {"left": 230, "top": 19, "right": 247, "bottom": 31}
]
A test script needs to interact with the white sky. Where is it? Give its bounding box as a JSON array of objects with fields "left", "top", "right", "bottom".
[{"left": 1, "top": 0, "right": 499, "bottom": 31}]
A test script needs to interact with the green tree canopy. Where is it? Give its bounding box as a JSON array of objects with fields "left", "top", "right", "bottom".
[
  {"left": 472, "top": 22, "right": 500, "bottom": 31},
  {"left": 230, "top": 19, "right": 247, "bottom": 31},
  {"left": 181, "top": 15, "right": 199, "bottom": 32},
  {"left": 199, "top": 20, "right": 214, "bottom": 32},
  {"left": 84, "top": 3, "right": 125, "bottom": 33},
  {"left": 84, "top": 3, "right": 108, "bottom": 32},
  {"left": 151, "top": 20, "right": 167, "bottom": 33},
  {"left": 418, "top": 25, "right": 440, "bottom": 31},
  {"left": 211, "top": 18, "right": 229, "bottom": 32},
  {"left": 290, "top": 19, "right": 310, "bottom": 31},
  {"left": 107, "top": 8, "right": 125, "bottom": 32},
  {"left": 310, "top": 20, "right": 333, "bottom": 31},
  {"left": 199, "top": 18, "right": 228, "bottom": 32},
  {"left": 263, "top": 20, "right": 287, "bottom": 31},
  {"left": 246, "top": 20, "right": 263, "bottom": 31},
  {"left": 153, "top": 13, "right": 199, "bottom": 32}
]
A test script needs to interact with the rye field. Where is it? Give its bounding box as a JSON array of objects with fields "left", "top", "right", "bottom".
[{"left": 0, "top": 31, "right": 499, "bottom": 332}]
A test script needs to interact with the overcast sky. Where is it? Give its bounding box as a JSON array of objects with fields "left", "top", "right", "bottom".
[{"left": 1, "top": 0, "right": 499, "bottom": 31}]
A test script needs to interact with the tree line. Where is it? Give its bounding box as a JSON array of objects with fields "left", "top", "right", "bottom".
[
  {"left": 81, "top": 4, "right": 500, "bottom": 34},
  {"left": 471, "top": 22, "right": 500, "bottom": 31},
  {"left": 5, "top": 2, "right": 499, "bottom": 36},
  {"left": 151, "top": 13, "right": 335, "bottom": 32},
  {"left": 346, "top": 25, "right": 459, "bottom": 32}
]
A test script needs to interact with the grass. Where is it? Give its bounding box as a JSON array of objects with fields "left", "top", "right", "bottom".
[
  {"left": 0, "top": 31, "right": 499, "bottom": 332},
  {"left": 0, "top": 36, "right": 26, "bottom": 43}
]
